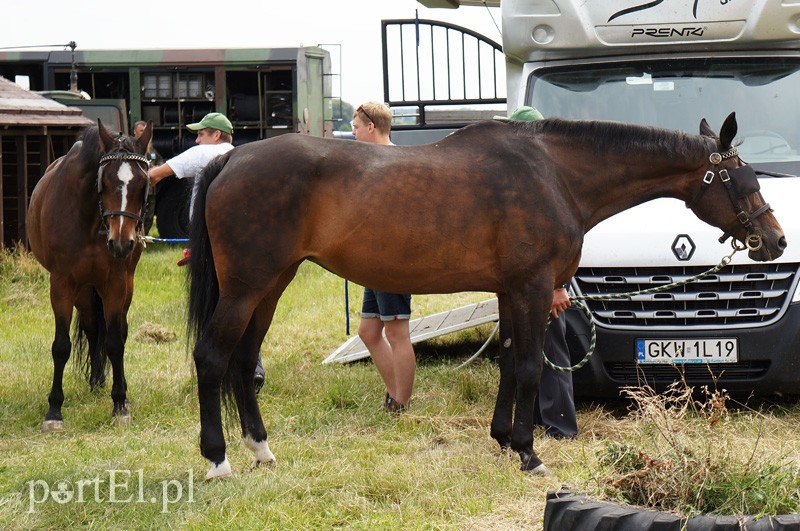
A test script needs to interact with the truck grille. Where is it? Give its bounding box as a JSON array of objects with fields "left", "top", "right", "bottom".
[
  {"left": 605, "top": 361, "right": 770, "bottom": 383},
  {"left": 574, "top": 263, "right": 799, "bottom": 329}
]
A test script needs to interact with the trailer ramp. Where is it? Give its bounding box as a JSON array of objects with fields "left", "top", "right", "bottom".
[{"left": 323, "top": 298, "right": 499, "bottom": 364}]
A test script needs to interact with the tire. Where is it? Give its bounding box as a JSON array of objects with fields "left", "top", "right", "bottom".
[
  {"left": 155, "top": 177, "right": 192, "bottom": 239},
  {"left": 544, "top": 489, "right": 800, "bottom": 531}
]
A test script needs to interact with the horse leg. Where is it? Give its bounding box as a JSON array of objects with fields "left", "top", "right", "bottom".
[
  {"left": 195, "top": 294, "right": 262, "bottom": 479},
  {"left": 93, "top": 281, "right": 132, "bottom": 425},
  {"left": 234, "top": 304, "right": 277, "bottom": 470},
  {"left": 490, "top": 294, "right": 515, "bottom": 450},
  {"left": 234, "top": 266, "right": 299, "bottom": 471},
  {"left": 42, "top": 282, "right": 75, "bottom": 432},
  {"left": 508, "top": 282, "right": 551, "bottom": 475},
  {"left": 105, "top": 311, "right": 131, "bottom": 425}
]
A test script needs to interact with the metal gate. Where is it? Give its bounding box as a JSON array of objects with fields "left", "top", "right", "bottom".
[{"left": 381, "top": 18, "right": 506, "bottom": 129}]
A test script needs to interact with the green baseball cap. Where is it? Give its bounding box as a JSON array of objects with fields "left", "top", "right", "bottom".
[
  {"left": 494, "top": 106, "right": 544, "bottom": 122},
  {"left": 186, "top": 112, "right": 233, "bottom": 134}
]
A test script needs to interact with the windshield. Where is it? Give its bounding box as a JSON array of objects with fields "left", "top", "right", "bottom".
[{"left": 529, "top": 58, "right": 800, "bottom": 174}]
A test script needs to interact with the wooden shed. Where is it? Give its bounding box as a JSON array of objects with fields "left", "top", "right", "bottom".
[{"left": 0, "top": 76, "right": 93, "bottom": 247}]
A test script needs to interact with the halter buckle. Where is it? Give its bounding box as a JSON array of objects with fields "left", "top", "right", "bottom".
[
  {"left": 737, "top": 211, "right": 750, "bottom": 225},
  {"left": 719, "top": 168, "right": 730, "bottom": 182},
  {"left": 702, "top": 171, "right": 715, "bottom": 184}
]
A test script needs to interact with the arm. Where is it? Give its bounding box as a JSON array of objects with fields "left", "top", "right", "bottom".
[{"left": 551, "top": 287, "right": 571, "bottom": 318}]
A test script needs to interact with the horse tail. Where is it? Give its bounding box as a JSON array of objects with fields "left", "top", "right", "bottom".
[
  {"left": 188, "top": 151, "right": 241, "bottom": 412},
  {"left": 188, "top": 151, "right": 231, "bottom": 342},
  {"left": 72, "top": 288, "right": 108, "bottom": 389}
]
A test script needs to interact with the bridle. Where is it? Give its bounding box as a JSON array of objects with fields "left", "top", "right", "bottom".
[
  {"left": 97, "top": 149, "right": 151, "bottom": 237},
  {"left": 684, "top": 140, "right": 771, "bottom": 251}
]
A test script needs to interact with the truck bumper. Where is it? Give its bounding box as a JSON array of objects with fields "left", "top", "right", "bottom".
[{"left": 566, "top": 303, "right": 800, "bottom": 399}]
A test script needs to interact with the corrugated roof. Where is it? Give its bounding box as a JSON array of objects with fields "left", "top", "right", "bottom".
[{"left": 0, "top": 76, "right": 94, "bottom": 127}]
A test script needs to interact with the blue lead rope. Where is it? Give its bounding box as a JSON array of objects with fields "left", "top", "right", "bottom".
[{"left": 143, "top": 236, "right": 190, "bottom": 244}]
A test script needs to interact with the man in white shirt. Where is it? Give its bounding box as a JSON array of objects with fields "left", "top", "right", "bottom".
[{"left": 149, "top": 112, "right": 235, "bottom": 220}]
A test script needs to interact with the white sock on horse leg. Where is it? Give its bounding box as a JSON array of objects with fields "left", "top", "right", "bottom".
[
  {"left": 243, "top": 435, "right": 276, "bottom": 467},
  {"left": 205, "top": 457, "right": 232, "bottom": 480}
]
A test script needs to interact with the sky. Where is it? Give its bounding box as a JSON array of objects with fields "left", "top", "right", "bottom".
[{"left": 1, "top": 0, "right": 502, "bottom": 108}]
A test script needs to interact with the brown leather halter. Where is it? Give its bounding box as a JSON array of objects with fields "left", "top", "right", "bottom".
[{"left": 684, "top": 143, "right": 771, "bottom": 250}]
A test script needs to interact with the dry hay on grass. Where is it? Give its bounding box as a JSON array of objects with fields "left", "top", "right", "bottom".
[
  {"left": 133, "top": 321, "right": 177, "bottom": 343},
  {"left": 2, "top": 290, "right": 40, "bottom": 307}
]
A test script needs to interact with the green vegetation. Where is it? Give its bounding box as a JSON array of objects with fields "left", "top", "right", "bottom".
[
  {"left": 1, "top": 245, "right": 799, "bottom": 529},
  {"left": 596, "top": 384, "right": 800, "bottom": 518}
]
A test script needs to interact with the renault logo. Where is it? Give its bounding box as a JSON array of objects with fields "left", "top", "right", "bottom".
[{"left": 671, "top": 234, "right": 696, "bottom": 261}]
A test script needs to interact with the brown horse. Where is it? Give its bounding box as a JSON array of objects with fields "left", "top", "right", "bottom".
[
  {"left": 27, "top": 120, "right": 153, "bottom": 431},
  {"left": 187, "top": 113, "right": 785, "bottom": 479}
]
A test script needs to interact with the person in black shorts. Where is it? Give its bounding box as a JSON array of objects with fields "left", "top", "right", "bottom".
[{"left": 352, "top": 101, "right": 416, "bottom": 413}]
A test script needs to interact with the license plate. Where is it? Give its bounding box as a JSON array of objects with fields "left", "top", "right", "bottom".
[{"left": 636, "top": 338, "right": 738, "bottom": 364}]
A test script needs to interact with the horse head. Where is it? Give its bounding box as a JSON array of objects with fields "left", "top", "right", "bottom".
[
  {"left": 687, "top": 112, "right": 787, "bottom": 261},
  {"left": 96, "top": 119, "right": 153, "bottom": 259}
]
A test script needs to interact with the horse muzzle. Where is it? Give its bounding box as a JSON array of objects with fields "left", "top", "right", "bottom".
[
  {"left": 745, "top": 230, "right": 787, "bottom": 262},
  {"left": 106, "top": 233, "right": 137, "bottom": 259},
  {"left": 102, "top": 210, "right": 143, "bottom": 259}
]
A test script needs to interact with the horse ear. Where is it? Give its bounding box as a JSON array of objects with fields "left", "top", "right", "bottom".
[
  {"left": 719, "top": 112, "right": 738, "bottom": 149},
  {"left": 97, "top": 119, "right": 116, "bottom": 154},
  {"left": 135, "top": 121, "right": 153, "bottom": 154},
  {"left": 699, "top": 118, "right": 715, "bottom": 138}
]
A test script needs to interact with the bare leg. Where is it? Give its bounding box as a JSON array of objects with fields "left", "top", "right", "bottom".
[
  {"left": 383, "top": 319, "right": 415, "bottom": 406},
  {"left": 359, "top": 318, "right": 395, "bottom": 397}
]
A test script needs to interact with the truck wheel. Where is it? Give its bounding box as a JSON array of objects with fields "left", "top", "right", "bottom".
[
  {"left": 155, "top": 177, "right": 192, "bottom": 239},
  {"left": 544, "top": 490, "right": 800, "bottom": 531}
]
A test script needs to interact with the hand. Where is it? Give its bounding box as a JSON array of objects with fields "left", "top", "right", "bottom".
[{"left": 550, "top": 288, "right": 571, "bottom": 318}]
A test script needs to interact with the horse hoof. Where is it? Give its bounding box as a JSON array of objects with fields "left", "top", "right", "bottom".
[
  {"left": 205, "top": 458, "right": 233, "bottom": 480},
  {"left": 41, "top": 419, "right": 65, "bottom": 433},
  {"left": 243, "top": 436, "right": 276, "bottom": 467},
  {"left": 113, "top": 413, "right": 132, "bottom": 427},
  {"left": 519, "top": 452, "right": 546, "bottom": 473},
  {"left": 528, "top": 463, "right": 550, "bottom": 477},
  {"left": 251, "top": 458, "right": 277, "bottom": 470}
]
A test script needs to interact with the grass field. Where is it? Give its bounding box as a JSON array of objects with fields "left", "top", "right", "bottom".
[{"left": 1, "top": 244, "right": 799, "bottom": 530}]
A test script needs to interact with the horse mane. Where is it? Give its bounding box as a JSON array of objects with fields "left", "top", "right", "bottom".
[
  {"left": 511, "top": 118, "right": 708, "bottom": 162},
  {"left": 75, "top": 125, "right": 138, "bottom": 171}
]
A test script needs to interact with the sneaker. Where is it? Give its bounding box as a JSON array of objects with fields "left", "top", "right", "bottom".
[
  {"left": 254, "top": 352, "right": 265, "bottom": 394},
  {"left": 176, "top": 248, "right": 191, "bottom": 266},
  {"left": 383, "top": 394, "right": 406, "bottom": 415}
]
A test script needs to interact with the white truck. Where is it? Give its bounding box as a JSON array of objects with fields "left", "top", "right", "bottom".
[{"left": 420, "top": 0, "right": 800, "bottom": 398}]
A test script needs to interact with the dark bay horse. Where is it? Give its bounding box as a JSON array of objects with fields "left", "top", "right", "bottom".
[
  {"left": 27, "top": 120, "right": 153, "bottom": 431},
  {"left": 188, "top": 112, "right": 785, "bottom": 479}
]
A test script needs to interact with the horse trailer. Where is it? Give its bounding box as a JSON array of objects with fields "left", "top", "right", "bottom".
[{"left": 0, "top": 46, "right": 334, "bottom": 238}]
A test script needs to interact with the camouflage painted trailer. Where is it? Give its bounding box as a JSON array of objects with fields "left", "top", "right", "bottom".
[{"left": 0, "top": 47, "right": 333, "bottom": 237}]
